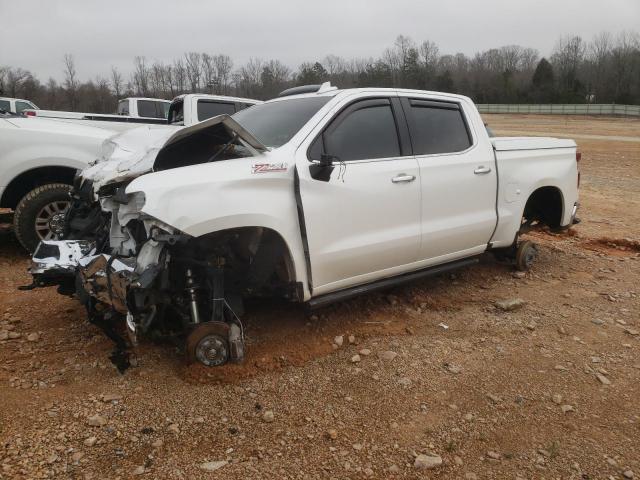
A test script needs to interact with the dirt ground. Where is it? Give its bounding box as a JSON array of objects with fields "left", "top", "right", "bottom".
[{"left": 1, "top": 114, "right": 638, "bottom": 480}]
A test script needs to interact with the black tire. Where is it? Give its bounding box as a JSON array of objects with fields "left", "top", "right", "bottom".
[
  {"left": 515, "top": 240, "right": 538, "bottom": 271},
  {"left": 13, "top": 183, "right": 72, "bottom": 252}
]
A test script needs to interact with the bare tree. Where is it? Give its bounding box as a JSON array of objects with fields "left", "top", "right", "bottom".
[
  {"left": 213, "top": 54, "right": 233, "bottom": 94},
  {"left": 110, "top": 66, "right": 124, "bottom": 99},
  {"left": 551, "top": 35, "right": 587, "bottom": 99},
  {"left": 133, "top": 56, "right": 150, "bottom": 96},
  {"left": 63, "top": 54, "right": 78, "bottom": 109},
  {"left": 172, "top": 58, "right": 187, "bottom": 94},
  {"left": 419, "top": 40, "right": 440, "bottom": 68},
  {"left": 201, "top": 53, "right": 216, "bottom": 93},
  {"left": 238, "top": 58, "right": 263, "bottom": 97},
  {"left": 184, "top": 52, "right": 202, "bottom": 92}
]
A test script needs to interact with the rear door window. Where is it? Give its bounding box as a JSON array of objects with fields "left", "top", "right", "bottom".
[
  {"left": 405, "top": 100, "right": 472, "bottom": 155},
  {"left": 0, "top": 100, "right": 11, "bottom": 112},
  {"left": 322, "top": 99, "right": 401, "bottom": 161},
  {"left": 197, "top": 100, "right": 236, "bottom": 121}
]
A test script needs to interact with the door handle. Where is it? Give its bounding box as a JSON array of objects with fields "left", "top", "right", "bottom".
[
  {"left": 391, "top": 174, "right": 416, "bottom": 183},
  {"left": 474, "top": 166, "right": 492, "bottom": 175}
]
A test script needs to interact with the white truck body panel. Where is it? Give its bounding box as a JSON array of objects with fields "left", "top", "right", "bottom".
[
  {"left": 490, "top": 137, "right": 578, "bottom": 248},
  {"left": 0, "top": 117, "right": 114, "bottom": 203}
]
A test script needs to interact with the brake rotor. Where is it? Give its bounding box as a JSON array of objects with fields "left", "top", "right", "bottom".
[{"left": 185, "top": 322, "right": 230, "bottom": 366}]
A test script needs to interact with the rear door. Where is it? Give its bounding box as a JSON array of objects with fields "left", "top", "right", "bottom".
[
  {"left": 297, "top": 96, "right": 421, "bottom": 295},
  {"left": 400, "top": 96, "right": 497, "bottom": 262}
]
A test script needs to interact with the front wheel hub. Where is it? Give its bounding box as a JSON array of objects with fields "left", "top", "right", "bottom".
[
  {"left": 185, "top": 322, "right": 231, "bottom": 367},
  {"left": 195, "top": 335, "right": 229, "bottom": 366}
]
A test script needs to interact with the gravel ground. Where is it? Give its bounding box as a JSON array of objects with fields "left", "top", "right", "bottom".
[{"left": 0, "top": 114, "right": 639, "bottom": 479}]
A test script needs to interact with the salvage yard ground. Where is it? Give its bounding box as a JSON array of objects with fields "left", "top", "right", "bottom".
[{"left": 1, "top": 114, "right": 639, "bottom": 479}]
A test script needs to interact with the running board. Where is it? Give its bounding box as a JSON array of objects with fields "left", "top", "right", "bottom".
[{"left": 307, "top": 256, "right": 480, "bottom": 310}]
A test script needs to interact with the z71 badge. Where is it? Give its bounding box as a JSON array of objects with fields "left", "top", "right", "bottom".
[{"left": 252, "top": 162, "right": 288, "bottom": 174}]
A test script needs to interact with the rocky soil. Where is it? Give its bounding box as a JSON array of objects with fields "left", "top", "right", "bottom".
[{"left": 0, "top": 114, "right": 638, "bottom": 479}]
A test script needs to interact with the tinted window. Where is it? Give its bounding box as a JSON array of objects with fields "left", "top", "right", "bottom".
[
  {"left": 0, "top": 100, "right": 11, "bottom": 112},
  {"left": 161, "top": 102, "right": 170, "bottom": 118},
  {"left": 137, "top": 100, "right": 166, "bottom": 119},
  {"left": 233, "top": 97, "right": 330, "bottom": 148},
  {"left": 168, "top": 100, "right": 183, "bottom": 124},
  {"left": 324, "top": 103, "right": 400, "bottom": 161},
  {"left": 15, "top": 101, "right": 33, "bottom": 113},
  {"left": 406, "top": 101, "right": 471, "bottom": 155},
  {"left": 197, "top": 101, "right": 236, "bottom": 121},
  {"left": 117, "top": 100, "right": 129, "bottom": 115}
]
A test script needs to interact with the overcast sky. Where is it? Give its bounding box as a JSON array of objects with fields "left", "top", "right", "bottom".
[{"left": 1, "top": 0, "right": 638, "bottom": 82}]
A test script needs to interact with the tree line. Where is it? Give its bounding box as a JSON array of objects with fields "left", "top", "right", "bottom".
[{"left": 1, "top": 31, "right": 639, "bottom": 113}]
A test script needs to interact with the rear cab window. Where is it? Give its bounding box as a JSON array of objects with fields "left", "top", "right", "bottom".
[
  {"left": 0, "top": 100, "right": 11, "bottom": 112},
  {"left": 403, "top": 99, "right": 472, "bottom": 155},
  {"left": 197, "top": 100, "right": 236, "bottom": 121},
  {"left": 137, "top": 100, "right": 167, "bottom": 119}
]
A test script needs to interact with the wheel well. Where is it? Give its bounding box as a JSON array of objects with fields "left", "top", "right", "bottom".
[
  {"left": 174, "top": 226, "right": 298, "bottom": 296},
  {"left": 1, "top": 167, "right": 77, "bottom": 209},
  {"left": 522, "top": 186, "right": 564, "bottom": 229}
]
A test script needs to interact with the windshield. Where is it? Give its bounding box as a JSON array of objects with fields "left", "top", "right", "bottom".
[{"left": 232, "top": 96, "right": 331, "bottom": 148}]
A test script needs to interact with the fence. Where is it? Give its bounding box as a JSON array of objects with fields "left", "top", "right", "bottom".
[{"left": 476, "top": 103, "right": 640, "bottom": 117}]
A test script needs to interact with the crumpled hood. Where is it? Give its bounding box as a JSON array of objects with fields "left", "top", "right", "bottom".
[{"left": 80, "top": 114, "right": 266, "bottom": 193}]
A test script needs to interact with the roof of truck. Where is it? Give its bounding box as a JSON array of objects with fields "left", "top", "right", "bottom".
[
  {"left": 171, "top": 94, "right": 262, "bottom": 105},
  {"left": 121, "top": 97, "right": 171, "bottom": 103},
  {"left": 269, "top": 83, "right": 472, "bottom": 104}
]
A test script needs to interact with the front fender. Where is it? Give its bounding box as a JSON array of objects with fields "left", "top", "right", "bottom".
[{"left": 126, "top": 156, "right": 309, "bottom": 298}]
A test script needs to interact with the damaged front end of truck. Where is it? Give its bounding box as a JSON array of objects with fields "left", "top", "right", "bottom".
[{"left": 23, "top": 116, "right": 280, "bottom": 372}]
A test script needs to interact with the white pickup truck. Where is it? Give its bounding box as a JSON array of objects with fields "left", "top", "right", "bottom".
[
  {"left": 24, "top": 97, "right": 170, "bottom": 132},
  {"left": 27, "top": 84, "right": 579, "bottom": 370},
  {"left": 0, "top": 111, "right": 114, "bottom": 251},
  {"left": 167, "top": 93, "right": 261, "bottom": 126},
  {"left": 0, "top": 97, "right": 39, "bottom": 114},
  {"left": 2, "top": 95, "right": 260, "bottom": 251},
  {"left": 24, "top": 95, "right": 261, "bottom": 132}
]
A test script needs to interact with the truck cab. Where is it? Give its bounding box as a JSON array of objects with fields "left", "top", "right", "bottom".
[
  {"left": 116, "top": 97, "right": 171, "bottom": 119},
  {"left": 167, "top": 94, "right": 261, "bottom": 126},
  {"left": 0, "top": 97, "right": 39, "bottom": 114}
]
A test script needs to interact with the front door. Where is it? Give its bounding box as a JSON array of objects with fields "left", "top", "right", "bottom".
[{"left": 297, "top": 97, "right": 421, "bottom": 295}]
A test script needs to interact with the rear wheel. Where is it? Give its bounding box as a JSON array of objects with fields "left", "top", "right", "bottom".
[{"left": 13, "top": 183, "right": 71, "bottom": 252}]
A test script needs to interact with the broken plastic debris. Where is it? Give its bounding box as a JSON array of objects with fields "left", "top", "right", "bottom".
[{"left": 438, "top": 323, "right": 449, "bottom": 330}]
